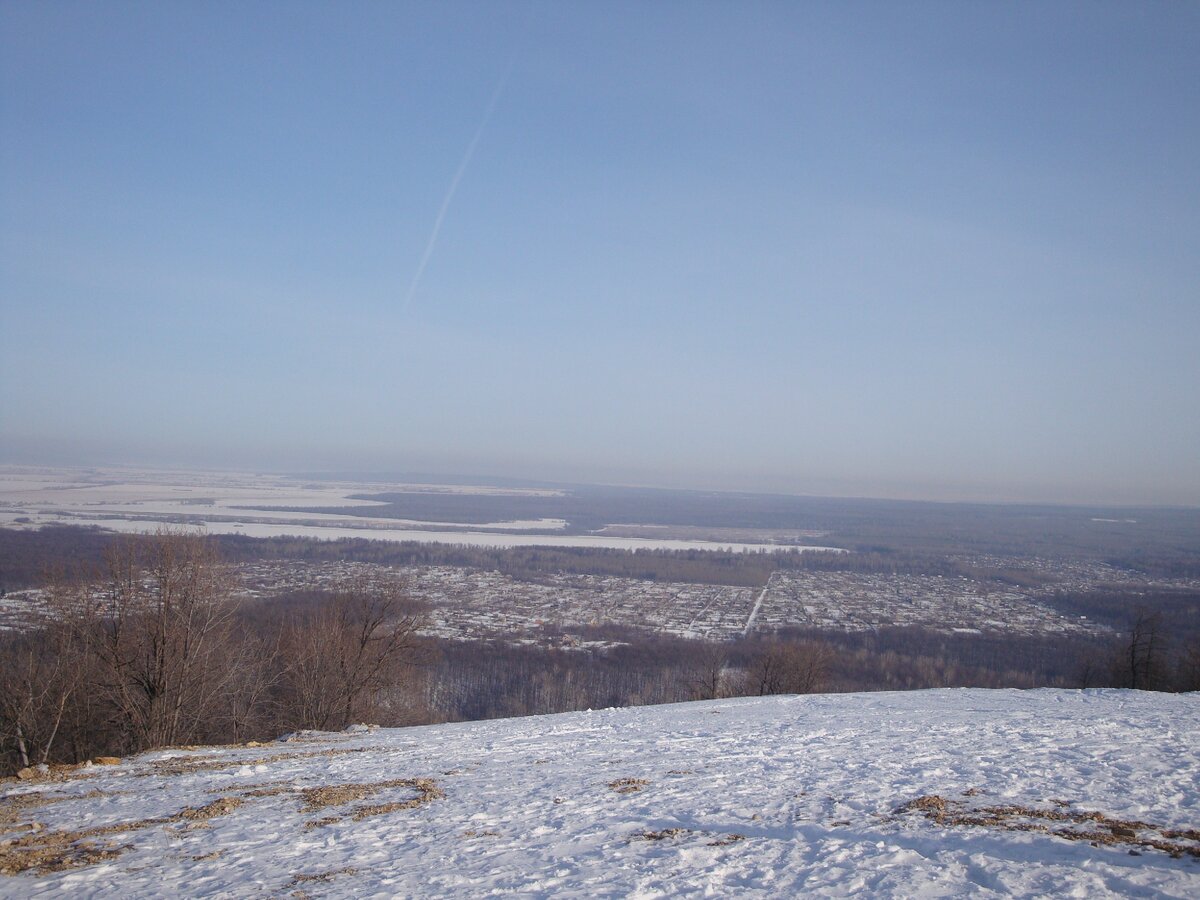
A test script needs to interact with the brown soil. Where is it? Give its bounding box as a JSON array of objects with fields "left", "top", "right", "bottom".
[
  {"left": 0, "top": 789, "right": 111, "bottom": 827},
  {"left": 608, "top": 778, "right": 650, "bottom": 795},
  {"left": 149, "top": 746, "right": 365, "bottom": 777},
  {"left": 1, "top": 761, "right": 101, "bottom": 786},
  {"left": 237, "top": 785, "right": 297, "bottom": 798},
  {"left": 303, "top": 816, "right": 342, "bottom": 830},
  {"left": 708, "top": 833, "right": 746, "bottom": 847},
  {"left": 630, "top": 827, "right": 744, "bottom": 847},
  {"left": 290, "top": 866, "right": 358, "bottom": 884},
  {"left": 0, "top": 794, "right": 245, "bottom": 875},
  {"left": 301, "top": 778, "right": 444, "bottom": 826},
  {"left": 894, "top": 793, "right": 1200, "bottom": 859},
  {"left": 177, "top": 796, "right": 244, "bottom": 822},
  {"left": 635, "top": 828, "right": 691, "bottom": 841}
]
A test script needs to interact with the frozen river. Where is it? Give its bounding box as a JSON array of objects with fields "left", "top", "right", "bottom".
[{"left": 0, "top": 465, "right": 845, "bottom": 554}]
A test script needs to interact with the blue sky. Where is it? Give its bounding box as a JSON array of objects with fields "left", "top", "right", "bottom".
[{"left": 2, "top": 1, "right": 1198, "bottom": 505}]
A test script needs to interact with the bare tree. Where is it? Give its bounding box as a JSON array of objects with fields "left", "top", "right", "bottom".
[
  {"left": 0, "top": 621, "right": 84, "bottom": 770},
  {"left": 1178, "top": 637, "right": 1200, "bottom": 693},
  {"left": 745, "top": 639, "right": 830, "bottom": 695},
  {"left": 1076, "top": 653, "right": 1106, "bottom": 690},
  {"left": 281, "top": 578, "right": 426, "bottom": 731},
  {"left": 685, "top": 642, "right": 731, "bottom": 701},
  {"left": 1121, "top": 608, "right": 1167, "bottom": 691},
  {"left": 220, "top": 630, "right": 281, "bottom": 743},
  {"left": 84, "top": 530, "right": 238, "bottom": 750}
]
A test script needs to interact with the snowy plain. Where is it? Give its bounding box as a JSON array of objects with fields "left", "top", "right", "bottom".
[{"left": 2, "top": 689, "right": 1197, "bottom": 898}]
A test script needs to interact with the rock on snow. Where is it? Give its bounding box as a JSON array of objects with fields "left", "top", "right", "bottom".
[{"left": 1, "top": 689, "right": 1197, "bottom": 897}]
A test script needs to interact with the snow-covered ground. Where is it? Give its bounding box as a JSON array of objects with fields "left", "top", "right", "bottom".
[{"left": 2, "top": 689, "right": 1197, "bottom": 897}]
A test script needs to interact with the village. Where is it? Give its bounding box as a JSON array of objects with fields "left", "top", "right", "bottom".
[
  {"left": 233, "top": 558, "right": 1114, "bottom": 644},
  {"left": 8, "top": 550, "right": 1193, "bottom": 642}
]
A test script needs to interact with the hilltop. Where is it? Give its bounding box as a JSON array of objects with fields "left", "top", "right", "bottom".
[{"left": 2, "top": 689, "right": 1197, "bottom": 897}]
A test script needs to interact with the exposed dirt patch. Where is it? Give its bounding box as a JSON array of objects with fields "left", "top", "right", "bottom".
[
  {"left": 303, "top": 816, "right": 342, "bottom": 830},
  {"left": 1, "top": 761, "right": 102, "bottom": 786},
  {"left": 301, "top": 778, "right": 443, "bottom": 825},
  {"left": 290, "top": 866, "right": 358, "bottom": 884},
  {"left": 238, "top": 785, "right": 297, "bottom": 799},
  {"left": 150, "top": 746, "right": 365, "bottom": 777},
  {"left": 177, "top": 796, "right": 243, "bottom": 822},
  {"left": 352, "top": 783, "right": 444, "bottom": 821},
  {"left": 629, "top": 827, "right": 744, "bottom": 847},
  {"left": 0, "top": 741, "right": 369, "bottom": 786},
  {"left": 893, "top": 793, "right": 1200, "bottom": 859},
  {"left": 0, "top": 795, "right": 245, "bottom": 875},
  {"left": 0, "top": 833, "right": 130, "bottom": 876},
  {"left": 301, "top": 783, "right": 376, "bottom": 812},
  {"left": 0, "top": 789, "right": 111, "bottom": 827},
  {"left": 1164, "top": 827, "right": 1200, "bottom": 842},
  {"left": 608, "top": 778, "right": 649, "bottom": 795},
  {"left": 634, "top": 827, "right": 691, "bottom": 841},
  {"left": 708, "top": 833, "right": 746, "bottom": 847}
]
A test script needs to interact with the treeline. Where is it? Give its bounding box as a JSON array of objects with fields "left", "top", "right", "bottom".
[
  {"left": 1102, "top": 549, "right": 1200, "bottom": 579},
  {"left": 0, "top": 526, "right": 117, "bottom": 592},
  {"left": 1045, "top": 589, "right": 1200, "bottom": 639},
  {"left": 419, "top": 620, "right": 1200, "bottom": 726}
]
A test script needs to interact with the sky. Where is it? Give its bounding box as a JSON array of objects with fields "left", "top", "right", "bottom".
[{"left": 2, "top": 1, "right": 1198, "bottom": 506}]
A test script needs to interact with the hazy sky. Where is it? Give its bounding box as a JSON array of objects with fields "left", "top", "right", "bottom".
[{"left": 2, "top": 2, "right": 1198, "bottom": 505}]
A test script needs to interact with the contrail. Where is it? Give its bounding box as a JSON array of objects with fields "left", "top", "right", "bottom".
[{"left": 401, "top": 64, "right": 512, "bottom": 312}]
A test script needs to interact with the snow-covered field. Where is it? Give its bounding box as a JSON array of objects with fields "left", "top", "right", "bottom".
[{"left": 2, "top": 689, "right": 1197, "bottom": 897}]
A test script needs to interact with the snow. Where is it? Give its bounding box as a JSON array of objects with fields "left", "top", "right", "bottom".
[{"left": 2, "top": 689, "right": 1197, "bottom": 897}]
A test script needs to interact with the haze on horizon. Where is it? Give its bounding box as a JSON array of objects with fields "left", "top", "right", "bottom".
[{"left": 2, "top": 2, "right": 1199, "bottom": 508}]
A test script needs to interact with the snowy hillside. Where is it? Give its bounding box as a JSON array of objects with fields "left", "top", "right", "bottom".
[{"left": 2, "top": 689, "right": 1197, "bottom": 897}]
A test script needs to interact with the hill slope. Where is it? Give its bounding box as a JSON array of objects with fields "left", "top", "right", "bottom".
[{"left": 2, "top": 689, "right": 1198, "bottom": 897}]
